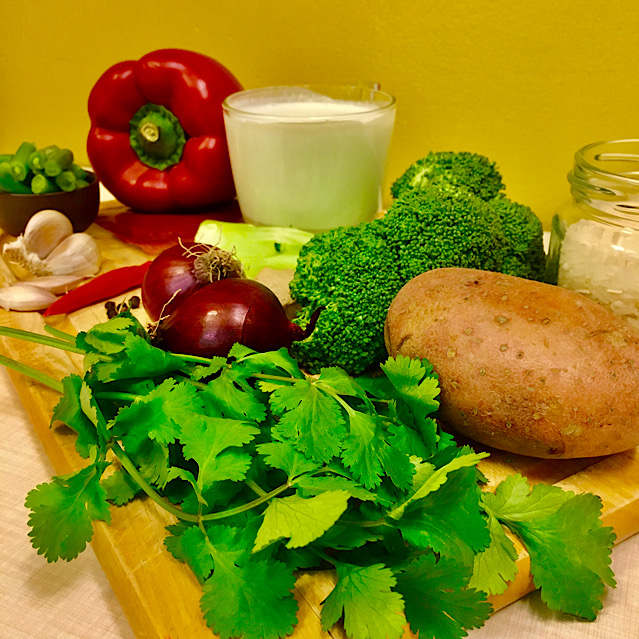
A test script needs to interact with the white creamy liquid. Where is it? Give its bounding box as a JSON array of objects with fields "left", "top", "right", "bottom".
[{"left": 224, "top": 96, "right": 395, "bottom": 232}]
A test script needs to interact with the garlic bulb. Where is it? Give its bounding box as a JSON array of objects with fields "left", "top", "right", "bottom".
[
  {"left": 0, "top": 283, "right": 58, "bottom": 311},
  {"left": 2, "top": 208, "right": 101, "bottom": 279},
  {"left": 44, "top": 233, "right": 101, "bottom": 277}
]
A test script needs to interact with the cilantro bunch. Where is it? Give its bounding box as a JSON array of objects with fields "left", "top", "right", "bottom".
[{"left": 0, "top": 314, "right": 617, "bottom": 639}]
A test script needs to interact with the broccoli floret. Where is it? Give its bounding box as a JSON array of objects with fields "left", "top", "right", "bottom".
[
  {"left": 290, "top": 220, "right": 403, "bottom": 374},
  {"left": 383, "top": 187, "right": 503, "bottom": 281},
  {"left": 490, "top": 195, "right": 546, "bottom": 281},
  {"left": 291, "top": 153, "right": 546, "bottom": 375},
  {"left": 390, "top": 151, "right": 504, "bottom": 201}
]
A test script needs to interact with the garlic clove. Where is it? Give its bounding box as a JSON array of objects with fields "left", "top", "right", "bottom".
[
  {"left": 2, "top": 235, "right": 28, "bottom": 267},
  {"left": 0, "top": 283, "right": 58, "bottom": 311},
  {"left": 15, "top": 274, "right": 86, "bottom": 295},
  {"left": 2, "top": 236, "right": 50, "bottom": 278},
  {"left": 23, "top": 209, "right": 74, "bottom": 259},
  {"left": 43, "top": 233, "right": 101, "bottom": 277}
]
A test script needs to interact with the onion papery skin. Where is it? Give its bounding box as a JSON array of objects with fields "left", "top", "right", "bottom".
[
  {"left": 157, "top": 278, "right": 311, "bottom": 357},
  {"left": 141, "top": 241, "right": 242, "bottom": 321}
]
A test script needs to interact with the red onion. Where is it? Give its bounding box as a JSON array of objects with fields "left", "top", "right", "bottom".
[
  {"left": 141, "top": 241, "right": 244, "bottom": 321},
  {"left": 156, "top": 278, "right": 319, "bottom": 358}
]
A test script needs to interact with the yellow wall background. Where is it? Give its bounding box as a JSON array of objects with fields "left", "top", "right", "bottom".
[{"left": 1, "top": 0, "right": 638, "bottom": 227}]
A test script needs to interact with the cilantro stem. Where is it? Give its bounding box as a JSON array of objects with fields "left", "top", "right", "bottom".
[
  {"left": 245, "top": 479, "right": 267, "bottom": 497},
  {"left": 0, "top": 325, "right": 85, "bottom": 354},
  {"left": 108, "top": 437, "right": 292, "bottom": 524},
  {"left": 109, "top": 439, "right": 200, "bottom": 523},
  {"left": 43, "top": 324, "right": 77, "bottom": 343},
  {"left": 95, "top": 391, "right": 139, "bottom": 403},
  {"left": 174, "top": 353, "right": 216, "bottom": 365},
  {"left": 200, "top": 481, "right": 292, "bottom": 521},
  {"left": 339, "top": 517, "right": 388, "bottom": 528},
  {"left": 310, "top": 548, "right": 338, "bottom": 568},
  {"left": 252, "top": 373, "right": 306, "bottom": 384},
  {"left": 0, "top": 352, "right": 63, "bottom": 393}
]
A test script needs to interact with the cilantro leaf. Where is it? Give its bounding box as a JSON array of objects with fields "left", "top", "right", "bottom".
[
  {"left": 202, "top": 367, "right": 267, "bottom": 421},
  {"left": 293, "top": 475, "right": 376, "bottom": 502},
  {"left": 269, "top": 380, "right": 346, "bottom": 463},
  {"left": 257, "top": 440, "right": 321, "bottom": 478},
  {"left": 378, "top": 443, "right": 415, "bottom": 492},
  {"left": 51, "top": 374, "right": 98, "bottom": 458},
  {"left": 396, "top": 553, "right": 491, "bottom": 639},
  {"left": 321, "top": 563, "right": 405, "bottom": 639},
  {"left": 235, "top": 345, "right": 305, "bottom": 380},
  {"left": 76, "top": 314, "right": 144, "bottom": 355},
  {"left": 317, "top": 366, "right": 371, "bottom": 401},
  {"left": 180, "top": 414, "right": 259, "bottom": 490},
  {"left": 396, "top": 466, "right": 490, "bottom": 557},
  {"left": 315, "top": 521, "right": 380, "bottom": 550},
  {"left": 482, "top": 474, "right": 616, "bottom": 620},
  {"left": 385, "top": 416, "right": 435, "bottom": 460},
  {"left": 101, "top": 468, "right": 140, "bottom": 505},
  {"left": 380, "top": 355, "right": 440, "bottom": 451},
  {"left": 253, "top": 490, "right": 350, "bottom": 552},
  {"left": 389, "top": 450, "right": 489, "bottom": 519},
  {"left": 25, "top": 463, "right": 111, "bottom": 562},
  {"left": 341, "top": 410, "right": 384, "bottom": 489},
  {"left": 469, "top": 513, "right": 519, "bottom": 595},
  {"left": 111, "top": 379, "right": 202, "bottom": 450},
  {"left": 190, "top": 357, "right": 228, "bottom": 380},
  {"left": 133, "top": 438, "right": 171, "bottom": 488},
  {"left": 201, "top": 557, "right": 297, "bottom": 639},
  {"left": 174, "top": 525, "right": 216, "bottom": 583},
  {"left": 79, "top": 315, "right": 184, "bottom": 382}
]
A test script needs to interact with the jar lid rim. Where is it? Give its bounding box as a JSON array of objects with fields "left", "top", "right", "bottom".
[{"left": 574, "top": 139, "right": 639, "bottom": 186}]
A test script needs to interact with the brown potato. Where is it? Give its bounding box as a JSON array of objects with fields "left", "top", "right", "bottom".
[{"left": 384, "top": 267, "right": 639, "bottom": 458}]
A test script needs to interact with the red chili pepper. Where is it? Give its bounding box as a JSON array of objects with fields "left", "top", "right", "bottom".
[
  {"left": 87, "top": 49, "right": 242, "bottom": 214},
  {"left": 43, "top": 262, "right": 152, "bottom": 317}
]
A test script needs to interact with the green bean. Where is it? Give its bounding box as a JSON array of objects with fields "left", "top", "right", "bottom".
[
  {"left": 43, "top": 148, "right": 74, "bottom": 177},
  {"left": 31, "top": 173, "right": 60, "bottom": 194},
  {"left": 28, "top": 145, "right": 59, "bottom": 172},
  {"left": 9, "top": 141, "right": 36, "bottom": 182},
  {"left": 55, "top": 170, "right": 77, "bottom": 192},
  {"left": 0, "top": 161, "right": 31, "bottom": 193}
]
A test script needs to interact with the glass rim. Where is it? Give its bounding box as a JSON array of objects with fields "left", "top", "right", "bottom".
[{"left": 222, "top": 84, "right": 396, "bottom": 121}]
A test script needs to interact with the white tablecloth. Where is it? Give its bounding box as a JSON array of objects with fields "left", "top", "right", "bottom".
[{"left": 1, "top": 367, "right": 637, "bottom": 639}]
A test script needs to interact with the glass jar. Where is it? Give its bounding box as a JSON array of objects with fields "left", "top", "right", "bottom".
[{"left": 547, "top": 139, "right": 639, "bottom": 329}]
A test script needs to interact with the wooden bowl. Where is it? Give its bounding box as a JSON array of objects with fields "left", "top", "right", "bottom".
[{"left": 0, "top": 172, "right": 100, "bottom": 236}]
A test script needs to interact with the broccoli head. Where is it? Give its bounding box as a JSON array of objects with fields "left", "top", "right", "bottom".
[
  {"left": 290, "top": 152, "right": 546, "bottom": 375},
  {"left": 390, "top": 151, "right": 504, "bottom": 201}
]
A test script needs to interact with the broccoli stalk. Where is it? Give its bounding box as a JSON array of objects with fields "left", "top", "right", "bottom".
[{"left": 290, "top": 152, "right": 547, "bottom": 375}]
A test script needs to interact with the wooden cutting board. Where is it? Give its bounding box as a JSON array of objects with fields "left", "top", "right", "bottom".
[{"left": 1, "top": 209, "right": 639, "bottom": 639}]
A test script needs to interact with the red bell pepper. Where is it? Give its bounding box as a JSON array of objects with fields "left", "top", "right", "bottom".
[{"left": 87, "top": 49, "right": 242, "bottom": 214}]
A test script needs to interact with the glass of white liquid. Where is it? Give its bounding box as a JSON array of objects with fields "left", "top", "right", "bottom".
[{"left": 222, "top": 85, "right": 396, "bottom": 232}]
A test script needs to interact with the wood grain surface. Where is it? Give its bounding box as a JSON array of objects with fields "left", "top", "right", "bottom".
[{"left": 1, "top": 212, "right": 638, "bottom": 639}]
